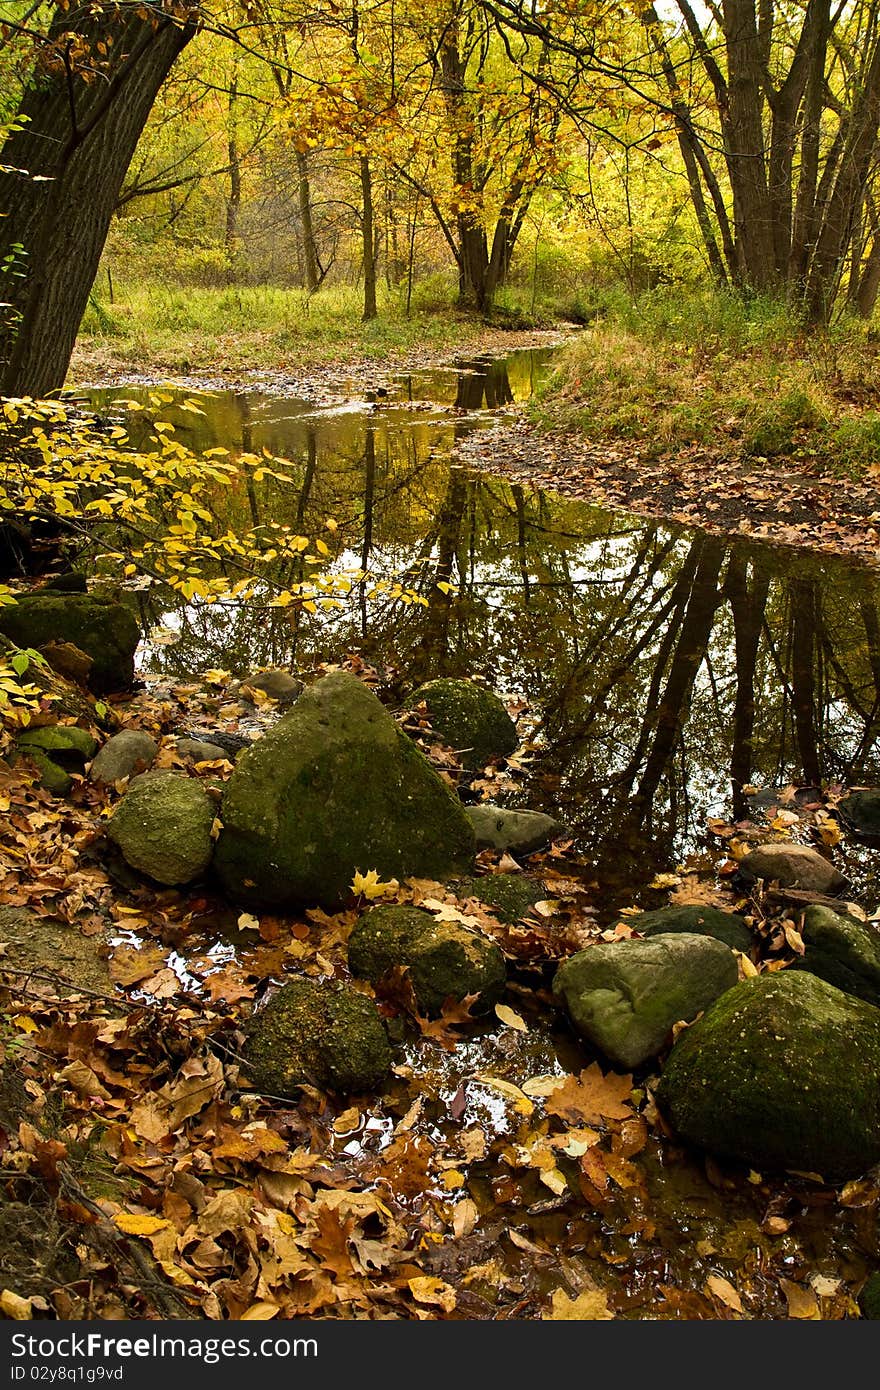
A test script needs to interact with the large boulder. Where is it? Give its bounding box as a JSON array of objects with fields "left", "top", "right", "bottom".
[
  {"left": 466, "top": 805, "right": 566, "bottom": 854},
  {"left": 0, "top": 592, "right": 140, "bottom": 693},
  {"left": 242, "top": 976, "right": 391, "bottom": 1096},
  {"left": 795, "top": 904, "right": 880, "bottom": 1007},
  {"left": 411, "top": 678, "right": 518, "bottom": 767},
  {"left": 89, "top": 729, "right": 157, "bottom": 784},
  {"left": 657, "top": 972, "right": 880, "bottom": 1179},
  {"left": 15, "top": 723, "right": 97, "bottom": 795},
  {"left": 553, "top": 934, "right": 738, "bottom": 1070},
  {"left": 214, "top": 672, "right": 476, "bottom": 909},
  {"left": 738, "top": 843, "right": 845, "bottom": 894},
  {"left": 632, "top": 905, "right": 753, "bottom": 954},
  {"left": 106, "top": 770, "right": 215, "bottom": 885},
  {"left": 348, "top": 905, "right": 505, "bottom": 1015}
]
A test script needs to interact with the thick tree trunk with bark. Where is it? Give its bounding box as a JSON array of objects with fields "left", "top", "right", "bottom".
[
  {"left": 296, "top": 150, "right": 321, "bottom": 293},
  {"left": 359, "top": 154, "right": 378, "bottom": 320},
  {"left": 0, "top": 2, "right": 198, "bottom": 398}
]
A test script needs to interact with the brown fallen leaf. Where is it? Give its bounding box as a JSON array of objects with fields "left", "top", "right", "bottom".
[
  {"left": 545, "top": 1065, "right": 633, "bottom": 1126},
  {"left": 706, "top": 1274, "right": 744, "bottom": 1314}
]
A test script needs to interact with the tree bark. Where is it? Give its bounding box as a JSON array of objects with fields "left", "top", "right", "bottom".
[
  {"left": 296, "top": 149, "right": 321, "bottom": 293},
  {"left": 360, "top": 153, "right": 377, "bottom": 320},
  {"left": 0, "top": 2, "right": 197, "bottom": 398}
]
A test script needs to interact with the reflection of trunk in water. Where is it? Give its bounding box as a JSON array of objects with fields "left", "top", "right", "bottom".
[
  {"left": 454, "top": 361, "right": 514, "bottom": 411},
  {"left": 359, "top": 428, "right": 376, "bottom": 639},
  {"left": 788, "top": 577, "right": 823, "bottom": 787},
  {"left": 726, "top": 551, "right": 771, "bottom": 820},
  {"left": 409, "top": 468, "right": 468, "bottom": 683}
]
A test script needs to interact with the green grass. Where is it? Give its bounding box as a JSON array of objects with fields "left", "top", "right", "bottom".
[
  {"left": 72, "top": 280, "right": 513, "bottom": 381},
  {"left": 538, "top": 287, "right": 880, "bottom": 478}
]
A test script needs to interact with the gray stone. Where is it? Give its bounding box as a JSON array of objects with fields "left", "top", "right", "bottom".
[
  {"left": 795, "top": 904, "right": 880, "bottom": 1007},
  {"left": 106, "top": 770, "right": 215, "bottom": 886},
  {"left": 657, "top": 972, "right": 880, "bottom": 1179},
  {"left": 183, "top": 728, "right": 251, "bottom": 756},
  {"left": 553, "top": 933, "right": 738, "bottom": 1070},
  {"left": 348, "top": 905, "right": 505, "bottom": 1015},
  {"left": 214, "top": 671, "right": 475, "bottom": 909},
  {"left": 89, "top": 730, "right": 158, "bottom": 784},
  {"left": 176, "top": 737, "right": 229, "bottom": 764},
  {"left": 240, "top": 669, "right": 303, "bottom": 704},
  {"left": 633, "top": 905, "right": 753, "bottom": 953},
  {"left": 739, "top": 843, "right": 845, "bottom": 894},
  {"left": 411, "top": 678, "right": 518, "bottom": 767},
  {"left": 243, "top": 976, "right": 391, "bottom": 1097},
  {"left": 466, "top": 805, "right": 566, "bottom": 854}
]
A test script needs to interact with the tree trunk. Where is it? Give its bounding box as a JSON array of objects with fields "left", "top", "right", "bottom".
[
  {"left": 0, "top": 2, "right": 198, "bottom": 397},
  {"left": 360, "top": 154, "right": 377, "bottom": 320},
  {"left": 296, "top": 149, "right": 321, "bottom": 293},
  {"left": 225, "top": 66, "right": 241, "bottom": 285}
]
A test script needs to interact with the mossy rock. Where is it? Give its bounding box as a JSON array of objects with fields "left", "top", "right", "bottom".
[
  {"left": 554, "top": 934, "right": 738, "bottom": 1070},
  {"left": 18, "top": 748, "right": 73, "bottom": 796},
  {"left": 214, "top": 671, "right": 476, "bottom": 909},
  {"left": 859, "top": 1273, "right": 880, "bottom": 1319},
  {"left": 0, "top": 593, "right": 140, "bottom": 693},
  {"left": 794, "top": 904, "right": 880, "bottom": 1008},
  {"left": 17, "top": 724, "right": 97, "bottom": 761},
  {"left": 348, "top": 905, "right": 506, "bottom": 1015},
  {"left": 411, "top": 678, "right": 518, "bottom": 767},
  {"left": 657, "top": 972, "right": 880, "bottom": 1179},
  {"left": 838, "top": 790, "right": 880, "bottom": 841},
  {"left": 242, "top": 976, "right": 391, "bottom": 1097},
  {"left": 632, "top": 905, "right": 753, "bottom": 953},
  {"left": 0, "top": 906, "right": 112, "bottom": 997},
  {"left": 457, "top": 873, "right": 546, "bottom": 925},
  {"left": 106, "top": 770, "right": 215, "bottom": 886}
]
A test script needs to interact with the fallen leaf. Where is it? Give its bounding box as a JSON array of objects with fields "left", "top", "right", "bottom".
[
  {"left": 546, "top": 1287, "right": 613, "bottom": 1320},
  {"left": 494, "top": 1003, "right": 527, "bottom": 1031}
]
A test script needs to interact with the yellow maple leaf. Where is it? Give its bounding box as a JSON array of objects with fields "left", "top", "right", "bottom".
[
  {"left": 351, "top": 868, "right": 399, "bottom": 900},
  {"left": 408, "top": 1277, "right": 457, "bottom": 1312},
  {"left": 546, "top": 1287, "right": 613, "bottom": 1320}
]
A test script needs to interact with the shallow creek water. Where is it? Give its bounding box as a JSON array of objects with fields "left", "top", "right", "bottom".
[{"left": 86, "top": 349, "right": 880, "bottom": 1316}]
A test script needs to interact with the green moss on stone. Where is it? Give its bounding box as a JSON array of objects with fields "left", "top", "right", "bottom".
[
  {"left": 18, "top": 748, "right": 72, "bottom": 796},
  {"left": 657, "top": 972, "right": 880, "bottom": 1179},
  {"left": 348, "top": 905, "right": 505, "bottom": 1015},
  {"left": 411, "top": 678, "right": 518, "bottom": 767},
  {"left": 795, "top": 904, "right": 880, "bottom": 1007},
  {"left": 214, "top": 671, "right": 476, "bottom": 909},
  {"left": 457, "top": 873, "right": 546, "bottom": 925},
  {"left": 0, "top": 593, "right": 140, "bottom": 693},
  {"left": 633, "top": 905, "right": 753, "bottom": 953},
  {"left": 17, "top": 725, "right": 97, "bottom": 760},
  {"left": 243, "top": 976, "right": 392, "bottom": 1096},
  {"left": 107, "top": 770, "right": 214, "bottom": 886}
]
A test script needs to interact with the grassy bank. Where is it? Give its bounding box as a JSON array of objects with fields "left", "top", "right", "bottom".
[
  {"left": 70, "top": 280, "right": 550, "bottom": 384},
  {"left": 539, "top": 289, "right": 880, "bottom": 479}
]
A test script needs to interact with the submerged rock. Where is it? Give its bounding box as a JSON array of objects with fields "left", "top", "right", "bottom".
[
  {"left": 214, "top": 671, "right": 475, "bottom": 909},
  {"left": 0, "top": 906, "right": 112, "bottom": 998},
  {"left": 348, "top": 905, "right": 505, "bottom": 1015},
  {"left": 242, "top": 976, "right": 391, "bottom": 1096},
  {"left": 838, "top": 790, "right": 880, "bottom": 841},
  {"left": 89, "top": 729, "right": 158, "bottom": 784},
  {"left": 738, "top": 843, "right": 845, "bottom": 894},
  {"left": 411, "top": 678, "right": 518, "bottom": 767},
  {"left": 657, "top": 972, "right": 880, "bottom": 1178},
  {"left": 466, "top": 805, "right": 566, "bottom": 854},
  {"left": 554, "top": 934, "right": 738, "bottom": 1070},
  {"left": 633, "top": 905, "right": 753, "bottom": 953},
  {"left": 106, "top": 770, "right": 215, "bottom": 885},
  {"left": 183, "top": 728, "right": 252, "bottom": 757},
  {"left": 0, "top": 592, "right": 140, "bottom": 692},
  {"left": 795, "top": 904, "right": 880, "bottom": 1007},
  {"left": 457, "top": 873, "right": 546, "bottom": 924}
]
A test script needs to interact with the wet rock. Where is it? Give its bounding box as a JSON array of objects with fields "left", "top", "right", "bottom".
[
  {"left": 348, "top": 905, "right": 505, "bottom": 1015},
  {"left": 554, "top": 934, "right": 738, "bottom": 1070},
  {"left": 89, "top": 729, "right": 158, "bottom": 784},
  {"left": 795, "top": 904, "right": 880, "bottom": 1007},
  {"left": 214, "top": 671, "right": 475, "bottom": 909},
  {"left": 838, "top": 790, "right": 880, "bottom": 841},
  {"left": 18, "top": 749, "right": 73, "bottom": 796},
  {"left": 106, "top": 770, "right": 215, "bottom": 886},
  {"left": 633, "top": 905, "right": 753, "bottom": 953},
  {"left": 38, "top": 640, "right": 93, "bottom": 687},
  {"left": 41, "top": 572, "right": 87, "bottom": 593},
  {"left": 457, "top": 873, "right": 546, "bottom": 924},
  {"left": 739, "top": 843, "right": 845, "bottom": 894},
  {"left": 0, "top": 592, "right": 140, "bottom": 693},
  {"left": 239, "top": 669, "right": 303, "bottom": 704},
  {"left": 176, "top": 737, "right": 229, "bottom": 764},
  {"left": 0, "top": 906, "right": 112, "bottom": 997},
  {"left": 657, "top": 972, "right": 880, "bottom": 1178},
  {"left": 411, "top": 678, "right": 518, "bottom": 767},
  {"left": 242, "top": 976, "right": 391, "bottom": 1096},
  {"left": 466, "top": 805, "right": 566, "bottom": 854}
]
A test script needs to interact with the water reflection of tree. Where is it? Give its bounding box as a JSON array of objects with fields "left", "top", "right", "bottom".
[{"left": 132, "top": 392, "right": 880, "bottom": 898}]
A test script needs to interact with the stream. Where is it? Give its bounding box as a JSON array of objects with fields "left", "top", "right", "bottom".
[{"left": 84, "top": 346, "right": 880, "bottom": 1316}]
